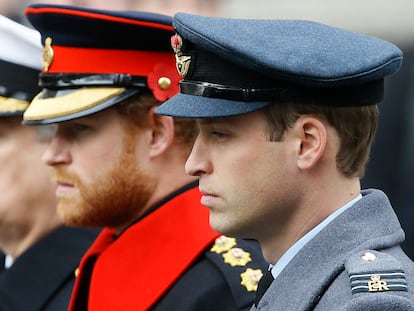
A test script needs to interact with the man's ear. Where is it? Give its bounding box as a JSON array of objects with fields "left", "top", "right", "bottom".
[
  {"left": 295, "top": 116, "right": 327, "bottom": 170},
  {"left": 147, "top": 106, "right": 175, "bottom": 158}
]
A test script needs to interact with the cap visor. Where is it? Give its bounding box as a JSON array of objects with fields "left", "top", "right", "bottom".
[
  {"left": 156, "top": 93, "right": 271, "bottom": 118},
  {"left": 23, "top": 87, "right": 126, "bottom": 124},
  {"left": 0, "top": 97, "right": 29, "bottom": 116}
]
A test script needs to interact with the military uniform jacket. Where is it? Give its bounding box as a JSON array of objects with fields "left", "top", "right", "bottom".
[
  {"left": 69, "top": 182, "right": 267, "bottom": 311},
  {"left": 0, "top": 226, "right": 98, "bottom": 311},
  {"left": 252, "top": 189, "right": 414, "bottom": 310}
]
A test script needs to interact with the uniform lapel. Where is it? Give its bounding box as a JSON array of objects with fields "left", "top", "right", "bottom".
[{"left": 255, "top": 190, "right": 405, "bottom": 310}]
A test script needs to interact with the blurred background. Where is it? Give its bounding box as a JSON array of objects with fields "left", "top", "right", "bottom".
[{"left": 2, "top": 0, "right": 414, "bottom": 258}]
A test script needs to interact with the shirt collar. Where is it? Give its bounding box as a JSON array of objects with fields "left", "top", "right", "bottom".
[
  {"left": 4, "top": 254, "right": 13, "bottom": 269},
  {"left": 270, "top": 194, "right": 362, "bottom": 279}
]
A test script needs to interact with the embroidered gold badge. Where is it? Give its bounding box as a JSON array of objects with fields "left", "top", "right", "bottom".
[
  {"left": 42, "top": 37, "right": 54, "bottom": 72},
  {"left": 241, "top": 268, "right": 263, "bottom": 291},
  {"left": 368, "top": 275, "right": 389, "bottom": 292},
  {"left": 211, "top": 235, "right": 237, "bottom": 254},
  {"left": 170, "top": 34, "right": 191, "bottom": 78},
  {"left": 223, "top": 247, "right": 252, "bottom": 267}
]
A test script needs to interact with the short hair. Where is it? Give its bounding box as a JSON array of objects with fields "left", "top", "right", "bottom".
[
  {"left": 115, "top": 92, "right": 197, "bottom": 155},
  {"left": 261, "top": 102, "right": 379, "bottom": 178}
]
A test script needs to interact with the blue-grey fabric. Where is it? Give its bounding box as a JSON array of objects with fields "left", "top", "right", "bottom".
[
  {"left": 250, "top": 189, "right": 414, "bottom": 310},
  {"left": 156, "top": 14, "right": 403, "bottom": 117},
  {"left": 173, "top": 15, "right": 401, "bottom": 85}
]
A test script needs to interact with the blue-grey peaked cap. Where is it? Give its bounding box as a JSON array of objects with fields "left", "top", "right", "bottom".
[{"left": 155, "top": 13, "right": 403, "bottom": 118}]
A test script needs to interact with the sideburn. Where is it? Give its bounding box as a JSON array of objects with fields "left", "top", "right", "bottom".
[{"left": 76, "top": 123, "right": 157, "bottom": 232}]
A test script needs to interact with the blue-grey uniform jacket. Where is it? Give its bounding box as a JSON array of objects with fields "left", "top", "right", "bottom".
[
  {"left": 252, "top": 189, "right": 414, "bottom": 310},
  {"left": 0, "top": 226, "right": 98, "bottom": 311}
]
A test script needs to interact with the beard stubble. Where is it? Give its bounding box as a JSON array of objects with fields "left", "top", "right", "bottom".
[{"left": 51, "top": 132, "right": 156, "bottom": 230}]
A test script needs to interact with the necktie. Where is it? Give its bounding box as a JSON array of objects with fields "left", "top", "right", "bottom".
[{"left": 254, "top": 269, "right": 274, "bottom": 307}]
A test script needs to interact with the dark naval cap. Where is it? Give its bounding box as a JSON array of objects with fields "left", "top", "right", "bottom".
[
  {"left": 155, "top": 13, "right": 403, "bottom": 118},
  {"left": 23, "top": 4, "right": 180, "bottom": 125},
  {"left": 0, "top": 15, "right": 42, "bottom": 117}
]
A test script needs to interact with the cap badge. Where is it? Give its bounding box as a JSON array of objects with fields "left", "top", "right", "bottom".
[
  {"left": 171, "top": 34, "right": 191, "bottom": 78},
  {"left": 241, "top": 268, "right": 264, "bottom": 292},
  {"left": 223, "top": 247, "right": 252, "bottom": 267},
  {"left": 211, "top": 235, "right": 237, "bottom": 254},
  {"left": 42, "top": 37, "right": 54, "bottom": 72}
]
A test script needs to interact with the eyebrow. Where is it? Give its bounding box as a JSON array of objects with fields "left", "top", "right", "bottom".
[
  {"left": 197, "top": 117, "right": 226, "bottom": 126},
  {"left": 197, "top": 119, "right": 213, "bottom": 125}
]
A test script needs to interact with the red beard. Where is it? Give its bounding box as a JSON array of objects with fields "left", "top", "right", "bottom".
[{"left": 50, "top": 139, "right": 156, "bottom": 231}]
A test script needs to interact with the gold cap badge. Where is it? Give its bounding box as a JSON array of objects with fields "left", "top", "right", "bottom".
[
  {"left": 42, "top": 37, "right": 54, "bottom": 72},
  {"left": 170, "top": 34, "right": 191, "bottom": 78},
  {"left": 241, "top": 268, "right": 264, "bottom": 292},
  {"left": 211, "top": 235, "right": 237, "bottom": 254},
  {"left": 223, "top": 247, "right": 252, "bottom": 267}
]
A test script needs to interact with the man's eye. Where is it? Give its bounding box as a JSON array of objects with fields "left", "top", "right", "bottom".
[
  {"left": 212, "top": 131, "right": 227, "bottom": 138},
  {"left": 73, "top": 124, "right": 91, "bottom": 132},
  {"left": 62, "top": 123, "right": 92, "bottom": 139}
]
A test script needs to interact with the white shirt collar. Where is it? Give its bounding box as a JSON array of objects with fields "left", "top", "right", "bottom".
[
  {"left": 270, "top": 194, "right": 362, "bottom": 279},
  {"left": 4, "top": 255, "right": 14, "bottom": 269}
]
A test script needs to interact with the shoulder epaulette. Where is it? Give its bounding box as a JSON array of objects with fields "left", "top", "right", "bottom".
[{"left": 345, "top": 250, "right": 408, "bottom": 294}]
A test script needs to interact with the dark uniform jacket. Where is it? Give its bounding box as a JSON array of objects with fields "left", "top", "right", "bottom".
[
  {"left": 252, "top": 189, "right": 414, "bottom": 310},
  {"left": 69, "top": 182, "right": 268, "bottom": 311},
  {"left": 0, "top": 226, "right": 98, "bottom": 311}
]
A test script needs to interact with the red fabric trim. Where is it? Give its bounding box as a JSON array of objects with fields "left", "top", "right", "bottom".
[
  {"left": 68, "top": 229, "right": 115, "bottom": 311},
  {"left": 69, "top": 187, "right": 219, "bottom": 311},
  {"left": 45, "top": 46, "right": 175, "bottom": 75},
  {"left": 24, "top": 7, "right": 173, "bottom": 31}
]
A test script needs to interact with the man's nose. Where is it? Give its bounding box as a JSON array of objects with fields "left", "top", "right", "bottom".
[
  {"left": 185, "top": 136, "right": 212, "bottom": 177},
  {"left": 42, "top": 132, "right": 72, "bottom": 166}
]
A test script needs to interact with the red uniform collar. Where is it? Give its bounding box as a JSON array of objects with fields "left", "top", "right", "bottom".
[{"left": 69, "top": 185, "right": 219, "bottom": 310}]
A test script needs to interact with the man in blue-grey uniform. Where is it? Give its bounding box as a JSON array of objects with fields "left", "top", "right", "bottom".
[{"left": 156, "top": 13, "right": 414, "bottom": 310}]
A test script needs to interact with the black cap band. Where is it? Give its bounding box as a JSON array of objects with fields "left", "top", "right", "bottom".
[
  {"left": 179, "top": 79, "right": 384, "bottom": 106},
  {"left": 0, "top": 59, "right": 40, "bottom": 101},
  {"left": 39, "top": 73, "right": 148, "bottom": 89}
]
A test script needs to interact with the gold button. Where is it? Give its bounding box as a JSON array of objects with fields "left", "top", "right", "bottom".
[{"left": 158, "top": 77, "right": 171, "bottom": 90}]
